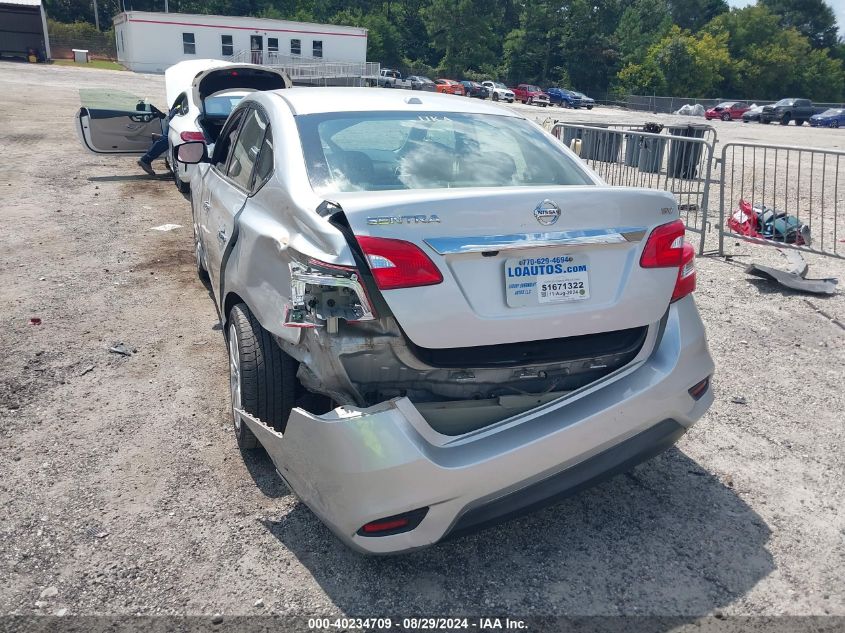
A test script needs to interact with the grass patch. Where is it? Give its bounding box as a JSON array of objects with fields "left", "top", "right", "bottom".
[{"left": 52, "top": 59, "right": 126, "bottom": 71}]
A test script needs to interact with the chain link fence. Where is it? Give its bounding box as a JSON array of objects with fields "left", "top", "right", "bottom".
[{"left": 48, "top": 29, "right": 116, "bottom": 60}]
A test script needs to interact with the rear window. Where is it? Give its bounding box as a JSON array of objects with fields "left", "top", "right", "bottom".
[
  {"left": 204, "top": 94, "right": 245, "bottom": 117},
  {"left": 297, "top": 111, "right": 593, "bottom": 194}
]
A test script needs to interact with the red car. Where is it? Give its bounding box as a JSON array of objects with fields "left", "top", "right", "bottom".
[
  {"left": 704, "top": 101, "right": 750, "bottom": 121},
  {"left": 511, "top": 84, "right": 550, "bottom": 106},
  {"left": 434, "top": 79, "right": 465, "bottom": 95}
]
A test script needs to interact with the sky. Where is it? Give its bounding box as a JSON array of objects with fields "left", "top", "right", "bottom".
[{"left": 726, "top": 0, "right": 845, "bottom": 37}]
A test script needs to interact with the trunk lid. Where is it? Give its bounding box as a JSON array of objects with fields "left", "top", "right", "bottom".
[{"left": 331, "top": 186, "right": 681, "bottom": 349}]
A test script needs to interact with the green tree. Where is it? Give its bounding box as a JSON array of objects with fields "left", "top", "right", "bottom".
[
  {"left": 615, "top": 0, "right": 672, "bottom": 65},
  {"left": 667, "top": 0, "right": 727, "bottom": 32},
  {"left": 761, "top": 0, "right": 838, "bottom": 49},
  {"left": 421, "top": 0, "right": 502, "bottom": 75},
  {"left": 617, "top": 25, "right": 730, "bottom": 97}
]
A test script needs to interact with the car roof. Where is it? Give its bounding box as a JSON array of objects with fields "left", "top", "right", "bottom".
[{"left": 262, "top": 87, "right": 523, "bottom": 117}]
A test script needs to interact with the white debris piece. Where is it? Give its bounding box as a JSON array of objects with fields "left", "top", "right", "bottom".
[{"left": 150, "top": 224, "right": 183, "bottom": 232}]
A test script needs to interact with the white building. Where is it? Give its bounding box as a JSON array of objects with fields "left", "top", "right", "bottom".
[{"left": 113, "top": 11, "right": 368, "bottom": 75}]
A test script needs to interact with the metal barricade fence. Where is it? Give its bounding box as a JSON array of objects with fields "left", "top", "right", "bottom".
[
  {"left": 551, "top": 123, "right": 714, "bottom": 254},
  {"left": 718, "top": 143, "right": 845, "bottom": 260},
  {"left": 562, "top": 119, "right": 718, "bottom": 151}
]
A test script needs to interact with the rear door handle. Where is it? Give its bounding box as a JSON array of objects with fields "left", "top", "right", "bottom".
[{"left": 217, "top": 229, "right": 227, "bottom": 244}]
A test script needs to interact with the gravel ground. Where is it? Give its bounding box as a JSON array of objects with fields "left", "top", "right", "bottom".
[{"left": 0, "top": 62, "right": 843, "bottom": 621}]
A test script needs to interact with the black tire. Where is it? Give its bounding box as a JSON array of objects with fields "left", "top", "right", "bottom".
[
  {"left": 721, "top": 113, "right": 731, "bottom": 121},
  {"left": 587, "top": 105, "right": 593, "bottom": 110},
  {"left": 492, "top": 92, "right": 499, "bottom": 101},
  {"left": 795, "top": 119, "right": 805, "bottom": 126},
  {"left": 170, "top": 149, "right": 190, "bottom": 193},
  {"left": 761, "top": 119, "right": 770, "bottom": 124},
  {"left": 833, "top": 120, "right": 840, "bottom": 129},
  {"left": 227, "top": 303, "right": 299, "bottom": 447},
  {"left": 780, "top": 113, "right": 791, "bottom": 126},
  {"left": 194, "top": 225, "right": 209, "bottom": 283}
]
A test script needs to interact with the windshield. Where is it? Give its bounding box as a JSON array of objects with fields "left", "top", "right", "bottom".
[
  {"left": 204, "top": 94, "right": 245, "bottom": 117},
  {"left": 774, "top": 99, "right": 795, "bottom": 107},
  {"left": 716, "top": 102, "right": 735, "bottom": 108},
  {"left": 525, "top": 85, "right": 541, "bottom": 92},
  {"left": 297, "top": 111, "right": 593, "bottom": 194},
  {"left": 821, "top": 108, "right": 843, "bottom": 116},
  {"left": 493, "top": 82, "right": 507, "bottom": 89}
]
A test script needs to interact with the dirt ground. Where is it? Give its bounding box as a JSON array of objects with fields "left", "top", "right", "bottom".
[{"left": 1, "top": 62, "right": 843, "bottom": 622}]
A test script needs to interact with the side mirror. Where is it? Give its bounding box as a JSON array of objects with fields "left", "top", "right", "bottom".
[{"left": 176, "top": 141, "right": 208, "bottom": 165}]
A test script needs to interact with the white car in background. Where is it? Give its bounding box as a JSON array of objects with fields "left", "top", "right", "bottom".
[
  {"left": 482, "top": 81, "right": 515, "bottom": 103},
  {"left": 164, "top": 60, "right": 291, "bottom": 192},
  {"left": 75, "top": 59, "right": 290, "bottom": 193}
]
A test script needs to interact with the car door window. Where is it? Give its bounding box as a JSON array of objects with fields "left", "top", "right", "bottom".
[
  {"left": 212, "top": 108, "right": 247, "bottom": 172},
  {"left": 251, "top": 127, "right": 274, "bottom": 193},
  {"left": 172, "top": 93, "right": 188, "bottom": 116},
  {"left": 227, "top": 108, "right": 268, "bottom": 190}
]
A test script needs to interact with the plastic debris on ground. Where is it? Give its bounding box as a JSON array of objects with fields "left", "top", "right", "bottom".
[
  {"left": 108, "top": 343, "right": 134, "bottom": 356},
  {"left": 674, "top": 104, "right": 705, "bottom": 117},
  {"left": 150, "top": 224, "right": 182, "bottom": 232}
]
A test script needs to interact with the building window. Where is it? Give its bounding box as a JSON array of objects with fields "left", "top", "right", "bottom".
[
  {"left": 182, "top": 33, "right": 195, "bottom": 55},
  {"left": 290, "top": 38, "right": 301, "bottom": 56},
  {"left": 268, "top": 37, "right": 278, "bottom": 53},
  {"left": 221, "top": 34, "right": 233, "bottom": 57},
  {"left": 313, "top": 40, "right": 322, "bottom": 58}
]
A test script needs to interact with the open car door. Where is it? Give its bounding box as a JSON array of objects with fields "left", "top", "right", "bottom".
[{"left": 76, "top": 89, "right": 164, "bottom": 154}]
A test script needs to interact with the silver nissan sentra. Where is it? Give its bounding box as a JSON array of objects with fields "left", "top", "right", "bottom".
[{"left": 174, "top": 88, "right": 714, "bottom": 554}]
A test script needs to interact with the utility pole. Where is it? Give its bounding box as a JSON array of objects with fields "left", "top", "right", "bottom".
[
  {"left": 164, "top": 0, "right": 169, "bottom": 12},
  {"left": 93, "top": 0, "right": 100, "bottom": 30}
]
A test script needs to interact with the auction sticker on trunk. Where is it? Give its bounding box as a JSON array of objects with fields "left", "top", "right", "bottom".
[{"left": 505, "top": 254, "right": 590, "bottom": 307}]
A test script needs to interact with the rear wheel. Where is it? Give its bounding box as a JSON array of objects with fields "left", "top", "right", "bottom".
[
  {"left": 173, "top": 153, "right": 190, "bottom": 193},
  {"left": 492, "top": 92, "right": 499, "bottom": 101},
  {"left": 194, "top": 226, "right": 209, "bottom": 283},
  {"left": 721, "top": 113, "right": 731, "bottom": 121},
  {"left": 795, "top": 119, "right": 805, "bottom": 126},
  {"left": 227, "top": 303, "right": 299, "bottom": 447},
  {"left": 586, "top": 105, "right": 593, "bottom": 110},
  {"left": 833, "top": 120, "right": 840, "bottom": 129}
]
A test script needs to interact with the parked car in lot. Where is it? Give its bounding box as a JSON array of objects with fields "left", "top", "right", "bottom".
[
  {"left": 166, "top": 87, "right": 714, "bottom": 554},
  {"left": 809, "top": 108, "right": 845, "bottom": 128},
  {"left": 704, "top": 101, "right": 750, "bottom": 121},
  {"left": 760, "top": 98, "right": 815, "bottom": 125},
  {"left": 378, "top": 68, "right": 413, "bottom": 89},
  {"left": 546, "top": 87, "right": 582, "bottom": 108},
  {"left": 460, "top": 80, "right": 489, "bottom": 99},
  {"left": 481, "top": 81, "right": 515, "bottom": 102},
  {"left": 512, "top": 84, "right": 550, "bottom": 106},
  {"left": 407, "top": 75, "right": 437, "bottom": 92},
  {"left": 571, "top": 91, "right": 595, "bottom": 109},
  {"left": 76, "top": 58, "right": 290, "bottom": 193},
  {"left": 742, "top": 104, "right": 764, "bottom": 122},
  {"left": 434, "top": 78, "right": 465, "bottom": 95}
]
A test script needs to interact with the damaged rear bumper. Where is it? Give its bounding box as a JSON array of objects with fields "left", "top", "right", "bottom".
[{"left": 240, "top": 296, "right": 714, "bottom": 554}]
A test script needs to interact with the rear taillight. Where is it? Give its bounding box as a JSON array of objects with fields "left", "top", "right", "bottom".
[
  {"left": 356, "top": 236, "right": 443, "bottom": 290},
  {"left": 640, "top": 219, "right": 685, "bottom": 268},
  {"left": 180, "top": 131, "right": 205, "bottom": 142},
  {"left": 672, "top": 242, "right": 696, "bottom": 302},
  {"left": 640, "top": 219, "right": 696, "bottom": 302}
]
